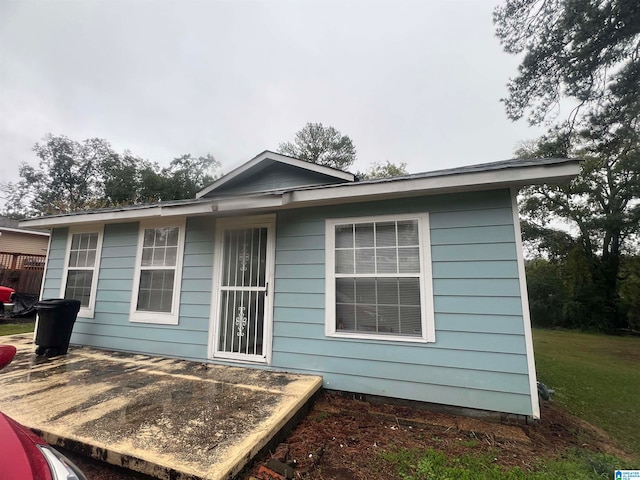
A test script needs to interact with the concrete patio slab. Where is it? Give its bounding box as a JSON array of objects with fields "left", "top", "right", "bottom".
[{"left": 0, "top": 334, "right": 323, "bottom": 480}]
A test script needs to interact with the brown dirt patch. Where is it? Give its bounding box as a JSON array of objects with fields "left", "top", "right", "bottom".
[
  {"left": 244, "top": 391, "right": 632, "bottom": 480},
  {"left": 58, "top": 390, "right": 632, "bottom": 480}
]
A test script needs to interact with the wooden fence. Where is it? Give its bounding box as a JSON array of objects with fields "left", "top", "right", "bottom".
[{"left": 0, "top": 252, "right": 46, "bottom": 295}]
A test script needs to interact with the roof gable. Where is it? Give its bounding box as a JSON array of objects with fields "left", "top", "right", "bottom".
[{"left": 196, "top": 150, "right": 355, "bottom": 198}]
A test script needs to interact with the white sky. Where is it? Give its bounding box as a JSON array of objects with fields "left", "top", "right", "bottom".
[{"left": 0, "top": 0, "right": 544, "bottom": 202}]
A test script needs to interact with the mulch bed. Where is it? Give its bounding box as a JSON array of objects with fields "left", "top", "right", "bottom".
[
  {"left": 244, "top": 390, "right": 630, "bottom": 480},
  {"left": 59, "top": 389, "right": 630, "bottom": 480}
]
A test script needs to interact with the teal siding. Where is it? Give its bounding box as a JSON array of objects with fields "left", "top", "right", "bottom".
[
  {"left": 213, "top": 162, "right": 348, "bottom": 196},
  {"left": 270, "top": 189, "right": 535, "bottom": 416},
  {"left": 40, "top": 188, "right": 535, "bottom": 416},
  {"left": 42, "top": 228, "right": 68, "bottom": 298},
  {"left": 57, "top": 217, "right": 215, "bottom": 361}
]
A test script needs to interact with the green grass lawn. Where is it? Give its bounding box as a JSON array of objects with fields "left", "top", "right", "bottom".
[
  {"left": 0, "top": 322, "right": 35, "bottom": 336},
  {"left": 384, "top": 329, "right": 639, "bottom": 479},
  {"left": 533, "top": 328, "right": 640, "bottom": 457}
]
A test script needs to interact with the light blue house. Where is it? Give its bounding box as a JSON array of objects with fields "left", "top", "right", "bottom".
[{"left": 21, "top": 151, "right": 580, "bottom": 420}]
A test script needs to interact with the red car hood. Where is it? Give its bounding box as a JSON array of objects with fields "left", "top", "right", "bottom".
[{"left": 0, "top": 412, "right": 52, "bottom": 480}]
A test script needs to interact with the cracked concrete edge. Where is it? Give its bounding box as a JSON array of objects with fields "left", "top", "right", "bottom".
[
  {"left": 30, "top": 375, "right": 323, "bottom": 480},
  {"left": 212, "top": 376, "right": 324, "bottom": 480},
  {"left": 33, "top": 428, "right": 204, "bottom": 480}
]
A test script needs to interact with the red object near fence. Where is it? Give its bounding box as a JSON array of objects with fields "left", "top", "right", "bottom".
[{"left": 0, "top": 286, "right": 15, "bottom": 304}]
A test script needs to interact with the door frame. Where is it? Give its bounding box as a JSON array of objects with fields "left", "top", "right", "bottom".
[{"left": 207, "top": 214, "right": 276, "bottom": 364}]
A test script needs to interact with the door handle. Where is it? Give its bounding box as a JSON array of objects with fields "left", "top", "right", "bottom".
[{"left": 265, "top": 282, "right": 269, "bottom": 297}]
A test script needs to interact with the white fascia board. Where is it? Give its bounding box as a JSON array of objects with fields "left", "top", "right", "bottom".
[
  {"left": 0, "top": 226, "right": 50, "bottom": 236},
  {"left": 18, "top": 202, "right": 216, "bottom": 229},
  {"left": 285, "top": 162, "right": 581, "bottom": 207},
  {"left": 18, "top": 161, "right": 579, "bottom": 229},
  {"left": 195, "top": 150, "right": 354, "bottom": 199}
]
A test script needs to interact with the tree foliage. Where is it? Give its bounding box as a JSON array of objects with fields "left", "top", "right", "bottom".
[
  {"left": 0, "top": 134, "right": 220, "bottom": 218},
  {"left": 517, "top": 119, "right": 639, "bottom": 331},
  {"left": 494, "top": 0, "right": 640, "bottom": 125},
  {"left": 278, "top": 123, "right": 357, "bottom": 171},
  {"left": 357, "top": 160, "right": 408, "bottom": 180},
  {"left": 496, "top": 0, "right": 640, "bottom": 332}
]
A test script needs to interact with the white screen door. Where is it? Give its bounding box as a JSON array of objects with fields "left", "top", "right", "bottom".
[{"left": 212, "top": 217, "right": 274, "bottom": 362}]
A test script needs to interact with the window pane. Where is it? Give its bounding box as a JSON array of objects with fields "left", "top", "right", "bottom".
[
  {"left": 356, "top": 307, "right": 380, "bottom": 332},
  {"left": 400, "top": 306, "right": 422, "bottom": 335},
  {"left": 137, "top": 270, "right": 174, "bottom": 312},
  {"left": 71, "top": 234, "right": 81, "bottom": 249},
  {"left": 143, "top": 229, "right": 155, "bottom": 247},
  {"left": 79, "top": 234, "right": 89, "bottom": 249},
  {"left": 377, "top": 305, "right": 399, "bottom": 333},
  {"left": 376, "top": 247, "right": 398, "bottom": 273},
  {"left": 77, "top": 250, "right": 88, "bottom": 268},
  {"left": 88, "top": 233, "right": 98, "bottom": 249},
  {"left": 332, "top": 217, "right": 425, "bottom": 338},
  {"left": 139, "top": 270, "right": 152, "bottom": 288},
  {"left": 399, "top": 278, "right": 421, "bottom": 305},
  {"left": 336, "top": 303, "right": 355, "bottom": 331},
  {"left": 86, "top": 250, "right": 96, "bottom": 267},
  {"left": 68, "top": 251, "right": 78, "bottom": 268},
  {"left": 336, "top": 250, "right": 354, "bottom": 274},
  {"left": 141, "top": 247, "right": 153, "bottom": 266},
  {"left": 398, "top": 220, "right": 419, "bottom": 246},
  {"left": 166, "top": 227, "right": 179, "bottom": 247},
  {"left": 336, "top": 278, "right": 355, "bottom": 303},
  {"left": 152, "top": 247, "right": 166, "bottom": 266},
  {"left": 376, "top": 222, "right": 397, "bottom": 248},
  {"left": 355, "top": 248, "right": 375, "bottom": 274},
  {"left": 164, "top": 247, "right": 177, "bottom": 267},
  {"left": 355, "top": 223, "right": 374, "bottom": 248},
  {"left": 137, "top": 289, "right": 151, "bottom": 311},
  {"left": 377, "top": 278, "right": 399, "bottom": 305},
  {"left": 155, "top": 228, "right": 168, "bottom": 247},
  {"left": 65, "top": 270, "right": 93, "bottom": 307},
  {"left": 151, "top": 270, "right": 168, "bottom": 289},
  {"left": 335, "top": 225, "right": 353, "bottom": 248},
  {"left": 398, "top": 247, "right": 420, "bottom": 273},
  {"left": 355, "top": 277, "right": 376, "bottom": 304}
]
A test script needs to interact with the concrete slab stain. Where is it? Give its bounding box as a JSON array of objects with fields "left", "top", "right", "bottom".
[{"left": 0, "top": 334, "right": 322, "bottom": 480}]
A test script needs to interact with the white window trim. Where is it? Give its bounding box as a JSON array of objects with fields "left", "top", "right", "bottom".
[
  {"left": 325, "top": 212, "right": 435, "bottom": 343},
  {"left": 60, "top": 225, "right": 104, "bottom": 319},
  {"left": 129, "top": 218, "right": 186, "bottom": 325}
]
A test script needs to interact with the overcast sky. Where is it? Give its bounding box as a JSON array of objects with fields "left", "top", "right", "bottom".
[{"left": 0, "top": 0, "right": 544, "bottom": 199}]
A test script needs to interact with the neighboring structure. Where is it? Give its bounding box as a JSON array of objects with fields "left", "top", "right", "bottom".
[
  {"left": 0, "top": 218, "right": 49, "bottom": 294},
  {"left": 20, "top": 151, "right": 581, "bottom": 419},
  {"left": 0, "top": 217, "right": 49, "bottom": 269}
]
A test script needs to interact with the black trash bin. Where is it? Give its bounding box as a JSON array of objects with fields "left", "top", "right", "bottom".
[{"left": 35, "top": 299, "right": 81, "bottom": 357}]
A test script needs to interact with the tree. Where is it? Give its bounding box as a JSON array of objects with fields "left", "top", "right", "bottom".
[
  {"left": 278, "top": 123, "right": 357, "bottom": 171},
  {"left": 494, "top": 0, "right": 640, "bottom": 126},
  {"left": 496, "top": 0, "right": 640, "bottom": 332},
  {"left": 0, "top": 134, "right": 220, "bottom": 218},
  {"left": 357, "top": 160, "right": 408, "bottom": 180},
  {"left": 516, "top": 119, "right": 639, "bottom": 331},
  {"left": 525, "top": 258, "right": 568, "bottom": 328},
  {"left": 157, "top": 154, "right": 220, "bottom": 200}
]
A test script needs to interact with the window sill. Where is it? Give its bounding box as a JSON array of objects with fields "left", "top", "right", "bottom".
[
  {"left": 77, "top": 308, "right": 95, "bottom": 319},
  {"left": 130, "top": 312, "right": 179, "bottom": 325},
  {"left": 327, "top": 331, "right": 432, "bottom": 343}
]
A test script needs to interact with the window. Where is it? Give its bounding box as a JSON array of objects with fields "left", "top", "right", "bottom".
[
  {"left": 61, "top": 227, "right": 104, "bottom": 318},
  {"left": 325, "top": 214, "right": 434, "bottom": 342},
  {"left": 130, "top": 220, "right": 185, "bottom": 324}
]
